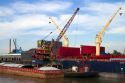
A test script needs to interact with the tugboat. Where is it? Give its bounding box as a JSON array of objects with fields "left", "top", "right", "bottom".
[{"left": 63, "top": 65, "right": 98, "bottom": 78}]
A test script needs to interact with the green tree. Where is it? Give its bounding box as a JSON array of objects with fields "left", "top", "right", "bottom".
[{"left": 112, "top": 50, "right": 121, "bottom": 55}]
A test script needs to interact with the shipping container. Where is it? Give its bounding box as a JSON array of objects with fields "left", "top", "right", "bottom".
[
  {"left": 58, "top": 47, "right": 82, "bottom": 58},
  {"left": 81, "top": 45, "right": 105, "bottom": 55}
]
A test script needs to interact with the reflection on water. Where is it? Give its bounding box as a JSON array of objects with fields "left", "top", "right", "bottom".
[
  {"left": 0, "top": 74, "right": 64, "bottom": 83},
  {"left": 0, "top": 73, "right": 125, "bottom": 83}
]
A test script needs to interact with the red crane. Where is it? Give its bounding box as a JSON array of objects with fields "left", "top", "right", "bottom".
[{"left": 56, "top": 8, "right": 80, "bottom": 41}]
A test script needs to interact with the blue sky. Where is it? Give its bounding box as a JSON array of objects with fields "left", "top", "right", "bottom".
[{"left": 0, "top": 0, "right": 125, "bottom": 54}]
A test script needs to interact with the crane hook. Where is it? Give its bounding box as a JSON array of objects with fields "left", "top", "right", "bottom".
[{"left": 119, "top": 13, "right": 123, "bottom": 16}]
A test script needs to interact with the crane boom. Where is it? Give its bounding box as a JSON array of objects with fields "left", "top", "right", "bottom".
[
  {"left": 42, "top": 32, "right": 52, "bottom": 40},
  {"left": 96, "top": 7, "right": 122, "bottom": 56},
  {"left": 49, "top": 17, "right": 69, "bottom": 47},
  {"left": 56, "top": 8, "right": 80, "bottom": 41}
]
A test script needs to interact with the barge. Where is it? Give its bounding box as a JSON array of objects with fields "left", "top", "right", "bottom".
[{"left": 0, "top": 63, "right": 64, "bottom": 79}]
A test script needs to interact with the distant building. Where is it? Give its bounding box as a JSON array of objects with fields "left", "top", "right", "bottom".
[{"left": 0, "top": 54, "right": 21, "bottom": 63}]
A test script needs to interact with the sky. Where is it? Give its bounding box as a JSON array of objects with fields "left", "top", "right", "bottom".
[{"left": 0, "top": 0, "right": 125, "bottom": 54}]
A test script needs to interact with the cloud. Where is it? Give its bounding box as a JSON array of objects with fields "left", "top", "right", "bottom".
[
  {"left": 79, "top": 2, "right": 125, "bottom": 33},
  {"left": 13, "top": 1, "right": 72, "bottom": 13},
  {"left": 67, "top": 30, "right": 88, "bottom": 35},
  {"left": 0, "top": 1, "right": 72, "bottom": 17},
  {"left": 0, "top": 0, "right": 72, "bottom": 39},
  {"left": 81, "top": 2, "right": 124, "bottom": 15},
  {"left": 106, "top": 41, "right": 125, "bottom": 53},
  {"left": 107, "top": 27, "right": 125, "bottom": 34},
  {"left": 1, "top": 1, "right": 124, "bottom": 38},
  {"left": 23, "top": 29, "right": 54, "bottom": 36},
  {"left": 0, "top": 14, "right": 53, "bottom": 38},
  {"left": 0, "top": 7, "right": 14, "bottom": 16}
]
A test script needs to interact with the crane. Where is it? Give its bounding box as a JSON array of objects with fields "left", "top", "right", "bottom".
[
  {"left": 96, "top": 7, "right": 122, "bottom": 56},
  {"left": 42, "top": 32, "right": 53, "bottom": 40},
  {"left": 13, "top": 39, "right": 17, "bottom": 51},
  {"left": 49, "top": 17, "right": 69, "bottom": 47},
  {"left": 12, "top": 39, "right": 22, "bottom": 53},
  {"left": 37, "top": 32, "right": 53, "bottom": 49},
  {"left": 49, "top": 8, "right": 80, "bottom": 60},
  {"left": 56, "top": 8, "right": 80, "bottom": 41}
]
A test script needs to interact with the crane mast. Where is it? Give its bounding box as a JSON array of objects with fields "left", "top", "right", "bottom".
[
  {"left": 49, "top": 17, "right": 69, "bottom": 47},
  {"left": 56, "top": 8, "right": 80, "bottom": 41},
  {"left": 96, "top": 7, "right": 122, "bottom": 56}
]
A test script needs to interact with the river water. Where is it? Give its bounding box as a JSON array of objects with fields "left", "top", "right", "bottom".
[{"left": 0, "top": 74, "right": 125, "bottom": 83}]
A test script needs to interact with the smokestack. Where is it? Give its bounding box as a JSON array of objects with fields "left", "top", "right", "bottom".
[{"left": 9, "top": 39, "right": 11, "bottom": 53}]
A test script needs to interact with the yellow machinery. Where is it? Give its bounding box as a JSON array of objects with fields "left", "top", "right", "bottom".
[
  {"left": 49, "top": 17, "right": 69, "bottom": 47},
  {"left": 96, "top": 7, "right": 122, "bottom": 56}
]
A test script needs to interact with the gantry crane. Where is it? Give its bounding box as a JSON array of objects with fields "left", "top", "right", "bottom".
[
  {"left": 56, "top": 8, "right": 80, "bottom": 41},
  {"left": 49, "top": 17, "right": 69, "bottom": 47},
  {"left": 96, "top": 7, "right": 122, "bottom": 56}
]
